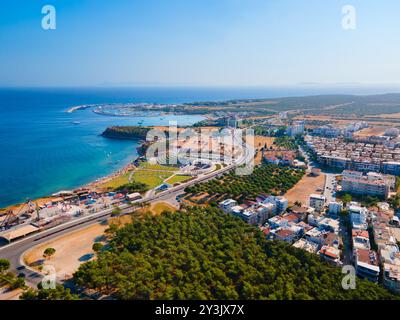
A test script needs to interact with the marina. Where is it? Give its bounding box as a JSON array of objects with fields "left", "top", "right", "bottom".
[{"left": 0, "top": 89, "right": 206, "bottom": 209}]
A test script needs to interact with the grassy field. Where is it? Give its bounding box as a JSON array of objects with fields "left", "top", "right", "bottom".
[
  {"left": 211, "top": 163, "right": 222, "bottom": 172},
  {"left": 127, "top": 162, "right": 180, "bottom": 188},
  {"left": 126, "top": 202, "right": 177, "bottom": 216},
  {"left": 98, "top": 162, "right": 180, "bottom": 191},
  {"left": 139, "top": 162, "right": 179, "bottom": 172},
  {"left": 132, "top": 170, "right": 174, "bottom": 189},
  {"left": 165, "top": 175, "right": 192, "bottom": 185},
  {"left": 150, "top": 202, "right": 177, "bottom": 215},
  {"left": 98, "top": 172, "right": 131, "bottom": 190}
]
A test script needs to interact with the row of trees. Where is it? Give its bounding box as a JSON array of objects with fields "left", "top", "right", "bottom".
[
  {"left": 185, "top": 164, "right": 304, "bottom": 200},
  {"left": 71, "top": 207, "right": 397, "bottom": 300},
  {"left": 21, "top": 284, "right": 78, "bottom": 300},
  {"left": 339, "top": 192, "right": 382, "bottom": 208},
  {"left": 253, "top": 126, "right": 287, "bottom": 137},
  {"left": 273, "top": 136, "right": 298, "bottom": 150},
  {"left": 115, "top": 181, "right": 148, "bottom": 193}
]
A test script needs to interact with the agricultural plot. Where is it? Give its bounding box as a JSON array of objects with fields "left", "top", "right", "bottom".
[{"left": 185, "top": 164, "right": 304, "bottom": 203}]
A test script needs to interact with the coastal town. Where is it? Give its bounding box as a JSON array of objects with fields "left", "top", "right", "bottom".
[
  {"left": 0, "top": 106, "right": 400, "bottom": 298},
  {"left": 0, "top": 126, "right": 246, "bottom": 241},
  {"left": 213, "top": 114, "right": 400, "bottom": 295},
  {"left": 5, "top": 0, "right": 400, "bottom": 311}
]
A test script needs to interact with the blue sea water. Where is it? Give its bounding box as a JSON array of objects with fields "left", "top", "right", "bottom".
[{"left": 0, "top": 86, "right": 398, "bottom": 208}]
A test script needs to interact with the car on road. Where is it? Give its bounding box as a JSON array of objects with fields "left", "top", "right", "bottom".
[{"left": 29, "top": 272, "right": 41, "bottom": 278}]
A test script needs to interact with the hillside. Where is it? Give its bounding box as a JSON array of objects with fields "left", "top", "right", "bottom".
[{"left": 101, "top": 126, "right": 151, "bottom": 140}]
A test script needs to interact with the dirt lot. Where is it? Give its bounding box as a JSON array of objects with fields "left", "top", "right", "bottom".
[
  {"left": 353, "top": 127, "right": 387, "bottom": 138},
  {"left": 24, "top": 223, "right": 108, "bottom": 280},
  {"left": 285, "top": 173, "right": 326, "bottom": 206},
  {"left": 251, "top": 136, "right": 275, "bottom": 148},
  {"left": 294, "top": 114, "right": 400, "bottom": 128},
  {"left": 22, "top": 204, "right": 178, "bottom": 280},
  {"left": 149, "top": 202, "right": 177, "bottom": 215},
  {"left": 251, "top": 136, "right": 275, "bottom": 165},
  {"left": 373, "top": 113, "right": 400, "bottom": 119}
]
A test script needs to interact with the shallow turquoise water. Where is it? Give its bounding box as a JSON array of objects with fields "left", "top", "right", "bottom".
[{"left": 0, "top": 88, "right": 208, "bottom": 207}]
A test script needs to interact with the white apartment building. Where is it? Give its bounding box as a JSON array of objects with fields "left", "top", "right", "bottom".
[
  {"left": 293, "top": 239, "right": 319, "bottom": 254},
  {"left": 255, "top": 203, "right": 275, "bottom": 224},
  {"left": 318, "top": 217, "right": 340, "bottom": 234},
  {"left": 263, "top": 196, "right": 288, "bottom": 215},
  {"left": 342, "top": 171, "right": 391, "bottom": 199},
  {"left": 328, "top": 201, "right": 343, "bottom": 215},
  {"left": 221, "top": 199, "right": 275, "bottom": 226},
  {"left": 305, "top": 227, "right": 326, "bottom": 246},
  {"left": 268, "top": 216, "right": 289, "bottom": 229},
  {"left": 219, "top": 199, "right": 237, "bottom": 212},
  {"left": 349, "top": 204, "right": 368, "bottom": 230},
  {"left": 286, "top": 121, "right": 305, "bottom": 137},
  {"left": 313, "top": 125, "right": 343, "bottom": 138},
  {"left": 238, "top": 208, "right": 258, "bottom": 225},
  {"left": 309, "top": 194, "right": 326, "bottom": 212}
]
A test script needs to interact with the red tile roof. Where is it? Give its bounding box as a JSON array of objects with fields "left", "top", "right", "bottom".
[
  {"left": 283, "top": 213, "right": 301, "bottom": 222},
  {"left": 352, "top": 230, "right": 369, "bottom": 239},
  {"left": 276, "top": 229, "right": 294, "bottom": 238}
]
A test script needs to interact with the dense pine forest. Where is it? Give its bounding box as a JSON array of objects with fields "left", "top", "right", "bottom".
[
  {"left": 101, "top": 126, "right": 151, "bottom": 140},
  {"left": 72, "top": 207, "right": 396, "bottom": 300}
]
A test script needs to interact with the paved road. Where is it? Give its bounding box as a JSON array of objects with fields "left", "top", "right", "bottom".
[
  {"left": 0, "top": 129, "right": 253, "bottom": 288},
  {"left": 299, "top": 145, "right": 338, "bottom": 203},
  {"left": 0, "top": 157, "right": 247, "bottom": 287},
  {"left": 324, "top": 173, "right": 338, "bottom": 204},
  {"left": 0, "top": 209, "right": 118, "bottom": 287}
]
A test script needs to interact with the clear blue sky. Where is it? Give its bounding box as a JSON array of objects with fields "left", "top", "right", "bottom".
[{"left": 1, "top": 0, "right": 400, "bottom": 87}]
